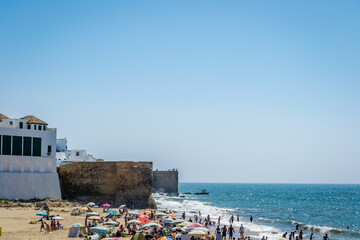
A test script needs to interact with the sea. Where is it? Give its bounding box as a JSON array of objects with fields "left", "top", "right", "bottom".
[{"left": 153, "top": 183, "right": 360, "bottom": 240}]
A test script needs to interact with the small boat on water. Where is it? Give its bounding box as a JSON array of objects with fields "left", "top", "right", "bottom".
[{"left": 183, "top": 189, "right": 209, "bottom": 195}]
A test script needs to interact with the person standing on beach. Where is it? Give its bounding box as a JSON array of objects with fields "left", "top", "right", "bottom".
[
  {"left": 182, "top": 212, "right": 186, "bottom": 220},
  {"left": 250, "top": 216, "right": 253, "bottom": 222},
  {"left": 40, "top": 220, "right": 45, "bottom": 232},
  {"left": 239, "top": 224, "right": 244, "bottom": 237},
  {"left": 228, "top": 224, "right": 235, "bottom": 239},
  {"left": 221, "top": 225, "right": 227, "bottom": 240},
  {"left": 310, "top": 233, "right": 313, "bottom": 240}
]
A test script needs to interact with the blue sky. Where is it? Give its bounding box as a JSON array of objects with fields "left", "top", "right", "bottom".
[{"left": 1, "top": 1, "right": 359, "bottom": 183}]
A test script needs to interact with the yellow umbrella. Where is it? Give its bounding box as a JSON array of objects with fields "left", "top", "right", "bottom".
[{"left": 144, "top": 209, "right": 152, "bottom": 214}]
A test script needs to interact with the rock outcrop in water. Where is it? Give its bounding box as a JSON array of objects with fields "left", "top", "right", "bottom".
[{"left": 57, "top": 161, "right": 156, "bottom": 209}]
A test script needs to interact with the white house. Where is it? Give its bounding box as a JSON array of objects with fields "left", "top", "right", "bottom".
[
  {"left": 56, "top": 138, "right": 97, "bottom": 166},
  {"left": 0, "top": 113, "right": 62, "bottom": 200}
]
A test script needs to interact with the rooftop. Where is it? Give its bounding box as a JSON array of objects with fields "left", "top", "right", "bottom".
[
  {"left": 0, "top": 113, "right": 9, "bottom": 119},
  {"left": 22, "top": 115, "right": 48, "bottom": 125}
]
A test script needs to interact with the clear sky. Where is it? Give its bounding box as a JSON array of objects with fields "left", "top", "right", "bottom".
[{"left": 1, "top": 1, "right": 359, "bottom": 183}]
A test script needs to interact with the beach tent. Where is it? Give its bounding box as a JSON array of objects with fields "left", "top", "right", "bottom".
[
  {"left": 68, "top": 225, "right": 85, "bottom": 238},
  {"left": 131, "top": 232, "right": 146, "bottom": 240}
]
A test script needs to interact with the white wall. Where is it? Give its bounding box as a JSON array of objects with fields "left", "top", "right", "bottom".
[
  {"left": 0, "top": 156, "right": 57, "bottom": 173},
  {"left": 0, "top": 172, "right": 61, "bottom": 200}
]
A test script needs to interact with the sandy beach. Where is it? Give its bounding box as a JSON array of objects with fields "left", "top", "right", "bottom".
[{"left": 0, "top": 204, "right": 134, "bottom": 240}]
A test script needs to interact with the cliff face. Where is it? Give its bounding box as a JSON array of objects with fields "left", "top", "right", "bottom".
[
  {"left": 153, "top": 170, "right": 178, "bottom": 194},
  {"left": 57, "top": 161, "right": 156, "bottom": 209}
]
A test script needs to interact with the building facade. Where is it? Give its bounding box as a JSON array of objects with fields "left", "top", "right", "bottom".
[
  {"left": 56, "top": 138, "right": 97, "bottom": 166},
  {"left": 0, "top": 114, "right": 62, "bottom": 200}
]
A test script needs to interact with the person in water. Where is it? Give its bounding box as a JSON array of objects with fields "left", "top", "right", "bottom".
[{"left": 250, "top": 216, "right": 253, "bottom": 222}]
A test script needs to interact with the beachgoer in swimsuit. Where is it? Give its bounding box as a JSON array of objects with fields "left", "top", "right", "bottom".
[{"left": 222, "top": 225, "right": 227, "bottom": 240}]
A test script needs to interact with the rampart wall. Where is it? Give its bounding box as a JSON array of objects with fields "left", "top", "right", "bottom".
[
  {"left": 152, "top": 170, "right": 178, "bottom": 194},
  {"left": 57, "top": 161, "right": 156, "bottom": 208}
]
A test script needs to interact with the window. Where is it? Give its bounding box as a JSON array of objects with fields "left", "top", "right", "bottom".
[
  {"left": 2, "top": 135, "right": 11, "bottom": 155},
  {"left": 33, "top": 137, "right": 41, "bottom": 156},
  {"left": 38, "top": 125, "right": 42, "bottom": 130},
  {"left": 12, "top": 136, "right": 22, "bottom": 155},
  {"left": 19, "top": 122, "right": 23, "bottom": 129},
  {"left": 43, "top": 126, "right": 46, "bottom": 131},
  {"left": 76, "top": 151, "right": 80, "bottom": 156},
  {"left": 47, "top": 145, "right": 52, "bottom": 155},
  {"left": 27, "top": 125, "right": 31, "bottom": 129},
  {"left": 23, "top": 137, "right": 32, "bottom": 156},
  {"left": 9, "top": 121, "right": 13, "bottom": 125},
  {"left": 34, "top": 125, "right": 37, "bottom": 130}
]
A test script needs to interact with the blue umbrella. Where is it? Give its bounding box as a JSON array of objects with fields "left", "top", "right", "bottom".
[
  {"left": 93, "top": 205, "right": 99, "bottom": 208},
  {"left": 107, "top": 209, "right": 117, "bottom": 214},
  {"left": 36, "top": 212, "right": 47, "bottom": 216},
  {"left": 90, "top": 226, "right": 108, "bottom": 234}
]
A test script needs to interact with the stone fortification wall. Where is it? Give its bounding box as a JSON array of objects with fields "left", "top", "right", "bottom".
[
  {"left": 153, "top": 170, "right": 178, "bottom": 194},
  {"left": 57, "top": 161, "right": 156, "bottom": 209}
]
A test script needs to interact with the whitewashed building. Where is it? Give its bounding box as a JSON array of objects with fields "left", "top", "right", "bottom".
[
  {"left": 0, "top": 114, "right": 62, "bottom": 200},
  {"left": 56, "top": 138, "right": 97, "bottom": 166}
]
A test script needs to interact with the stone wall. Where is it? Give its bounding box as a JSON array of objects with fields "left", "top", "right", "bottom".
[
  {"left": 153, "top": 170, "right": 178, "bottom": 194},
  {"left": 57, "top": 161, "right": 156, "bottom": 209}
]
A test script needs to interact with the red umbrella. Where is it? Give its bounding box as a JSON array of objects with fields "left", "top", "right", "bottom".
[
  {"left": 186, "top": 223, "right": 204, "bottom": 228},
  {"left": 102, "top": 203, "right": 111, "bottom": 207},
  {"left": 138, "top": 215, "right": 149, "bottom": 218}
]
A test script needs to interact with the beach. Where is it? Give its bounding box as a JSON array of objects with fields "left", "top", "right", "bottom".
[{"left": 0, "top": 205, "right": 134, "bottom": 240}]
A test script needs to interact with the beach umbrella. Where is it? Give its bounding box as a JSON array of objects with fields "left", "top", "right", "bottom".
[
  {"left": 128, "top": 220, "right": 142, "bottom": 224},
  {"left": 104, "top": 221, "right": 118, "bottom": 225},
  {"left": 107, "top": 209, "right": 117, "bottom": 214},
  {"left": 129, "top": 211, "right": 139, "bottom": 215},
  {"left": 172, "top": 219, "right": 185, "bottom": 224},
  {"left": 119, "top": 204, "right": 126, "bottom": 209},
  {"left": 157, "top": 237, "right": 173, "bottom": 240},
  {"left": 142, "top": 223, "right": 160, "bottom": 228},
  {"left": 185, "top": 227, "right": 208, "bottom": 233},
  {"left": 155, "top": 212, "right": 167, "bottom": 216},
  {"left": 36, "top": 212, "right": 47, "bottom": 216},
  {"left": 144, "top": 209, "right": 152, "bottom": 214},
  {"left": 72, "top": 223, "right": 85, "bottom": 227},
  {"left": 80, "top": 207, "right": 89, "bottom": 211},
  {"left": 178, "top": 221, "right": 191, "bottom": 227},
  {"left": 90, "top": 226, "right": 108, "bottom": 233},
  {"left": 52, "top": 216, "right": 64, "bottom": 221},
  {"left": 88, "top": 216, "right": 101, "bottom": 220},
  {"left": 86, "top": 212, "right": 100, "bottom": 216},
  {"left": 188, "top": 230, "right": 208, "bottom": 237},
  {"left": 186, "top": 223, "right": 204, "bottom": 228},
  {"left": 87, "top": 202, "right": 96, "bottom": 206},
  {"left": 167, "top": 213, "right": 176, "bottom": 217},
  {"left": 102, "top": 203, "right": 111, "bottom": 207},
  {"left": 93, "top": 205, "right": 99, "bottom": 208},
  {"left": 110, "top": 213, "right": 122, "bottom": 216},
  {"left": 171, "top": 227, "right": 186, "bottom": 232},
  {"left": 138, "top": 214, "right": 149, "bottom": 219},
  {"left": 162, "top": 218, "right": 174, "bottom": 224}
]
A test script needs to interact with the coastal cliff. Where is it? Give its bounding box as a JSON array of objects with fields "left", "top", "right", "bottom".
[{"left": 57, "top": 161, "right": 156, "bottom": 209}]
